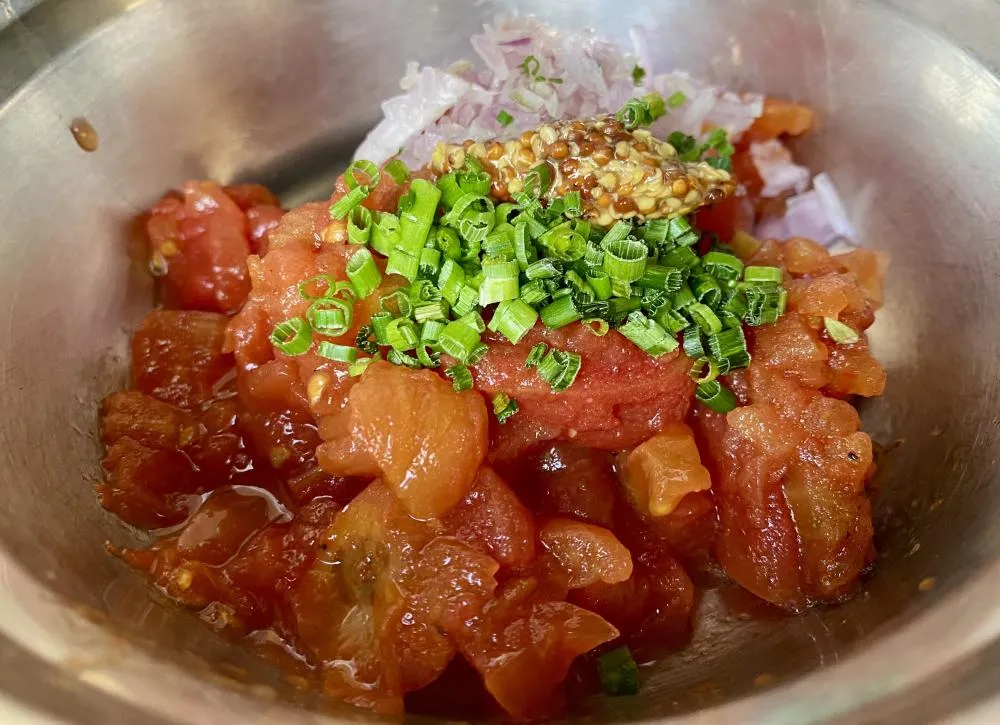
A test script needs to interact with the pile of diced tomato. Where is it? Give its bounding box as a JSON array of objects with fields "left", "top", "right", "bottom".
[{"left": 99, "top": 100, "right": 886, "bottom": 718}]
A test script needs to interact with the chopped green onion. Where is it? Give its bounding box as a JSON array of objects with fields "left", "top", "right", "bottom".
[
  {"left": 484, "top": 225, "right": 516, "bottom": 260},
  {"left": 348, "top": 205, "right": 373, "bottom": 245},
  {"left": 344, "top": 159, "right": 380, "bottom": 192},
  {"left": 420, "top": 319, "right": 445, "bottom": 343},
  {"left": 525, "top": 258, "right": 564, "bottom": 280},
  {"left": 379, "top": 288, "right": 412, "bottom": 318},
  {"left": 707, "top": 327, "right": 750, "bottom": 369},
  {"left": 453, "top": 284, "right": 480, "bottom": 317},
  {"left": 636, "top": 264, "right": 683, "bottom": 292},
  {"left": 416, "top": 343, "right": 440, "bottom": 368},
  {"left": 615, "top": 92, "right": 667, "bottom": 130},
  {"left": 480, "top": 259, "right": 521, "bottom": 306},
  {"left": 514, "top": 224, "right": 538, "bottom": 271},
  {"left": 745, "top": 284, "right": 784, "bottom": 326},
  {"left": 492, "top": 392, "right": 520, "bottom": 424},
  {"left": 824, "top": 317, "right": 860, "bottom": 344},
  {"left": 355, "top": 324, "right": 379, "bottom": 355},
  {"left": 689, "top": 356, "right": 720, "bottom": 384},
  {"left": 601, "top": 220, "right": 633, "bottom": 246},
  {"left": 438, "top": 319, "right": 481, "bottom": 363},
  {"left": 538, "top": 222, "right": 586, "bottom": 262},
  {"left": 682, "top": 326, "right": 705, "bottom": 358},
  {"left": 619, "top": 311, "right": 679, "bottom": 357},
  {"left": 414, "top": 300, "right": 450, "bottom": 322},
  {"left": 692, "top": 274, "right": 722, "bottom": 306},
  {"left": 329, "top": 185, "right": 369, "bottom": 220},
  {"left": 524, "top": 162, "right": 554, "bottom": 198},
  {"left": 540, "top": 294, "right": 582, "bottom": 329},
  {"left": 488, "top": 299, "right": 539, "bottom": 345},
  {"left": 446, "top": 363, "right": 474, "bottom": 392},
  {"left": 537, "top": 349, "right": 583, "bottom": 391},
  {"left": 316, "top": 342, "right": 359, "bottom": 363},
  {"left": 602, "top": 238, "right": 648, "bottom": 282},
  {"left": 587, "top": 272, "right": 612, "bottom": 300},
  {"left": 673, "top": 283, "right": 696, "bottom": 309},
  {"left": 667, "top": 216, "right": 699, "bottom": 247},
  {"left": 418, "top": 246, "right": 442, "bottom": 277},
  {"left": 582, "top": 317, "right": 610, "bottom": 336},
  {"left": 702, "top": 251, "right": 744, "bottom": 282},
  {"left": 744, "top": 266, "right": 783, "bottom": 284},
  {"left": 307, "top": 297, "right": 352, "bottom": 336},
  {"left": 495, "top": 202, "right": 518, "bottom": 226},
  {"left": 563, "top": 191, "right": 582, "bottom": 218},
  {"left": 598, "top": 646, "right": 640, "bottom": 697},
  {"left": 466, "top": 342, "right": 490, "bottom": 365},
  {"left": 270, "top": 317, "right": 312, "bottom": 356},
  {"left": 348, "top": 355, "right": 378, "bottom": 377},
  {"left": 661, "top": 245, "right": 700, "bottom": 270},
  {"left": 370, "top": 311, "right": 393, "bottom": 345},
  {"left": 385, "top": 317, "right": 419, "bottom": 351},
  {"left": 346, "top": 248, "right": 381, "bottom": 299},
  {"left": 384, "top": 159, "right": 409, "bottom": 185},
  {"left": 653, "top": 306, "right": 689, "bottom": 334},
  {"left": 443, "top": 193, "right": 496, "bottom": 244},
  {"left": 298, "top": 274, "right": 341, "bottom": 300},
  {"left": 388, "top": 179, "right": 440, "bottom": 280},
  {"left": 519, "top": 279, "right": 551, "bottom": 307},
  {"left": 687, "top": 302, "right": 723, "bottom": 334},
  {"left": 631, "top": 64, "right": 647, "bottom": 86},
  {"left": 642, "top": 219, "right": 669, "bottom": 244},
  {"left": 667, "top": 90, "right": 687, "bottom": 108},
  {"left": 696, "top": 380, "right": 738, "bottom": 413},
  {"left": 387, "top": 349, "right": 421, "bottom": 368},
  {"left": 437, "top": 259, "right": 466, "bottom": 305},
  {"left": 496, "top": 109, "right": 514, "bottom": 127},
  {"left": 525, "top": 342, "right": 548, "bottom": 369},
  {"left": 370, "top": 211, "right": 400, "bottom": 256}
]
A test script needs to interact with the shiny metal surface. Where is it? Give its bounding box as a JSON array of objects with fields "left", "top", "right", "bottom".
[{"left": 1, "top": 0, "right": 1000, "bottom": 723}]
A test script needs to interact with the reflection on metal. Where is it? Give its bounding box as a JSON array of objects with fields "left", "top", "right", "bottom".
[{"left": 1, "top": 0, "right": 1000, "bottom": 723}]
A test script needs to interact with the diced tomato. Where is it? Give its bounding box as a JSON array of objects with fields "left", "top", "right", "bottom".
[
  {"left": 442, "top": 467, "right": 536, "bottom": 569},
  {"left": 619, "top": 423, "right": 712, "bottom": 517},
  {"left": 540, "top": 518, "right": 633, "bottom": 588},
  {"left": 318, "top": 363, "right": 488, "bottom": 519},
  {"left": 475, "top": 324, "right": 695, "bottom": 460},
  {"left": 98, "top": 438, "right": 199, "bottom": 528},
  {"left": 174, "top": 488, "right": 282, "bottom": 565},
  {"left": 457, "top": 578, "right": 618, "bottom": 720},
  {"left": 146, "top": 182, "right": 254, "bottom": 314},
  {"left": 101, "top": 391, "right": 192, "bottom": 449},
  {"left": 132, "top": 310, "right": 233, "bottom": 409},
  {"left": 826, "top": 343, "right": 886, "bottom": 397},
  {"left": 505, "top": 442, "right": 618, "bottom": 528}
]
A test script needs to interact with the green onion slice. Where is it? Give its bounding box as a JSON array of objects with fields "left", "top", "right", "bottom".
[
  {"left": 492, "top": 392, "right": 520, "bottom": 424},
  {"left": 496, "top": 109, "right": 514, "bottom": 127},
  {"left": 488, "top": 299, "right": 539, "bottom": 345},
  {"left": 525, "top": 342, "right": 548, "bottom": 369},
  {"left": 316, "top": 342, "right": 359, "bottom": 363},
  {"left": 598, "top": 645, "right": 640, "bottom": 697},
  {"left": 540, "top": 294, "right": 582, "bottom": 329},
  {"left": 537, "top": 348, "right": 583, "bottom": 391},
  {"left": 347, "top": 205, "right": 373, "bottom": 245},
  {"left": 619, "top": 311, "right": 679, "bottom": 357},
  {"left": 602, "top": 238, "right": 648, "bottom": 282},
  {"left": 307, "top": 297, "right": 353, "bottom": 336},
  {"left": 270, "top": 317, "right": 312, "bottom": 356},
  {"left": 346, "top": 248, "right": 381, "bottom": 299},
  {"left": 696, "top": 380, "right": 738, "bottom": 413},
  {"left": 384, "top": 159, "right": 409, "bottom": 185},
  {"left": 824, "top": 317, "right": 860, "bottom": 344},
  {"left": 329, "top": 185, "right": 369, "bottom": 220},
  {"left": 438, "top": 319, "right": 481, "bottom": 363},
  {"left": 446, "top": 363, "right": 474, "bottom": 392},
  {"left": 744, "top": 266, "right": 783, "bottom": 284},
  {"left": 582, "top": 317, "right": 610, "bottom": 336},
  {"left": 385, "top": 317, "right": 419, "bottom": 351},
  {"left": 344, "top": 159, "right": 380, "bottom": 191}
]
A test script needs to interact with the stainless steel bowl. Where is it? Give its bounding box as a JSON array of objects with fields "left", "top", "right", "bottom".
[{"left": 2, "top": 1, "right": 1000, "bottom": 722}]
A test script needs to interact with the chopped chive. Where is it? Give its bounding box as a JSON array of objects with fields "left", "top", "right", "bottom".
[
  {"left": 348, "top": 355, "right": 378, "bottom": 377},
  {"left": 540, "top": 294, "right": 582, "bottom": 329},
  {"left": 307, "top": 297, "right": 353, "bottom": 336},
  {"left": 537, "top": 348, "right": 583, "bottom": 391},
  {"left": 385, "top": 317, "right": 419, "bottom": 351},
  {"left": 687, "top": 302, "right": 723, "bottom": 334},
  {"left": 744, "top": 266, "right": 783, "bottom": 284},
  {"left": 497, "top": 109, "right": 514, "bottom": 127},
  {"left": 602, "top": 238, "right": 648, "bottom": 282},
  {"left": 343, "top": 159, "right": 380, "bottom": 192},
  {"left": 582, "top": 317, "right": 610, "bottom": 336},
  {"left": 480, "top": 258, "right": 521, "bottom": 306},
  {"left": 329, "top": 185, "right": 369, "bottom": 220},
  {"left": 525, "top": 342, "right": 548, "bottom": 369},
  {"left": 438, "top": 319, "right": 481, "bottom": 363},
  {"left": 702, "top": 251, "right": 744, "bottom": 282},
  {"left": 619, "top": 311, "right": 679, "bottom": 357}
]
